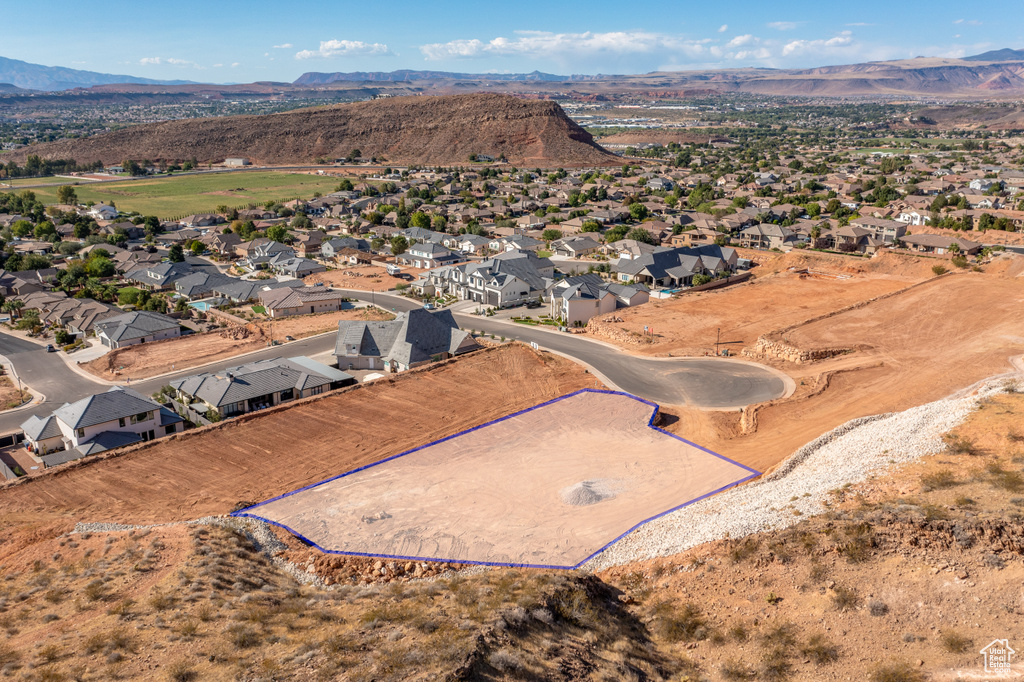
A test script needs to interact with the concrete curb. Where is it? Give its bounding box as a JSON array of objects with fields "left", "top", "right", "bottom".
[{"left": 0, "top": 355, "right": 46, "bottom": 414}]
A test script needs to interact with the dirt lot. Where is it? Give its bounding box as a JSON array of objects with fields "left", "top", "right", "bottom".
[
  {"left": 654, "top": 268, "right": 1024, "bottom": 476},
  {"left": 305, "top": 263, "right": 427, "bottom": 291},
  {"left": 589, "top": 250, "right": 931, "bottom": 357},
  {"left": 246, "top": 390, "right": 755, "bottom": 568},
  {"left": 0, "top": 375, "right": 29, "bottom": 410},
  {"left": 0, "top": 345, "right": 599, "bottom": 539},
  {"left": 82, "top": 326, "right": 266, "bottom": 381},
  {"left": 251, "top": 306, "right": 395, "bottom": 340}
]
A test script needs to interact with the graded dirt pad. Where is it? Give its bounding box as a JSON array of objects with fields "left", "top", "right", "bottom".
[
  {"left": 305, "top": 264, "right": 427, "bottom": 291},
  {"left": 0, "top": 345, "right": 598, "bottom": 556},
  {"left": 238, "top": 390, "right": 757, "bottom": 568},
  {"left": 251, "top": 305, "right": 395, "bottom": 340},
  {"left": 82, "top": 326, "right": 265, "bottom": 381},
  {"left": 588, "top": 253, "right": 919, "bottom": 357}
]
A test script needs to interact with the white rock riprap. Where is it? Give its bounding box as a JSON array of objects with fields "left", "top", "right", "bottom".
[{"left": 583, "top": 373, "right": 1021, "bottom": 571}]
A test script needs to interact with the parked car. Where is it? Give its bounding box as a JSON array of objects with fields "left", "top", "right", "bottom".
[
  {"left": 45, "top": 344, "right": 56, "bottom": 352},
  {"left": 423, "top": 303, "right": 435, "bottom": 310},
  {"left": 525, "top": 300, "right": 542, "bottom": 309},
  {"left": 285, "top": 335, "right": 295, "bottom": 341}
]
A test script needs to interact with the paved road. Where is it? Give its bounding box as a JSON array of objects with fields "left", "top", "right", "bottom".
[{"left": 0, "top": 290, "right": 789, "bottom": 431}]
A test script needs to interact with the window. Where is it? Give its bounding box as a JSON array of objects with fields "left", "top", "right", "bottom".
[
  {"left": 76, "top": 428, "right": 84, "bottom": 439},
  {"left": 165, "top": 425, "right": 176, "bottom": 435},
  {"left": 307, "top": 386, "right": 324, "bottom": 397},
  {"left": 118, "top": 418, "right": 126, "bottom": 427}
]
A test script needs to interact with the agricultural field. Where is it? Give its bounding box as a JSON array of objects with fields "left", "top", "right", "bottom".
[{"left": 0, "top": 171, "right": 347, "bottom": 218}]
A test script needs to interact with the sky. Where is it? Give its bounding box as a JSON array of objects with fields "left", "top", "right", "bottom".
[{"left": 3, "top": 0, "right": 1022, "bottom": 82}]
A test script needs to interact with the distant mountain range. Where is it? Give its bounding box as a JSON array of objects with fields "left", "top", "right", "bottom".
[
  {"left": 3, "top": 49, "right": 1024, "bottom": 96},
  {"left": 963, "top": 48, "right": 1024, "bottom": 62},
  {"left": 0, "top": 56, "right": 196, "bottom": 91},
  {"left": 292, "top": 69, "right": 584, "bottom": 85}
]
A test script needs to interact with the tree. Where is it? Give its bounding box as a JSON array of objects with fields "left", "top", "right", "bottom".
[
  {"left": 432, "top": 215, "right": 447, "bottom": 232},
  {"left": 86, "top": 256, "right": 115, "bottom": 278},
  {"left": 410, "top": 211, "right": 431, "bottom": 229},
  {"left": 580, "top": 220, "right": 602, "bottom": 233},
  {"left": 541, "top": 228, "right": 563, "bottom": 243},
  {"left": 626, "top": 227, "right": 657, "bottom": 245},
  {"left": 168, "top": 244, "right": 185, "bottom": 263},
  {"left": 629, "top": 203, "right": 650, "bottom": 221},
  {"left": 390, "top": 235, "right": 409, "bottom": 256},
  {"left": 2, "top": 299, "right": 24, "bottom": 321},
  {"left": 336, "top": 178, "right": 354, "bottom": 192},
  {"left": 266, "top": 225, "right": 289, "bottom": 243},
  {"left": 56, "top": 185, "right": 78, "bottom": 205},
  {"left": 290, "top": 214, "right": 313, "bottom": 230},
  {"left": 190, "top": 241, "right": 205, "bottom": 256}
]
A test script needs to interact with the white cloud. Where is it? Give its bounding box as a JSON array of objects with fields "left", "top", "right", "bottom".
[
  {"left": 718, "top": 24, "right": 728, "bottom": 33},
  {"left": 733, "top": 48, "right": 772, "bottom": 61},
  {"left": 272, "top": 43, "right": 293, "bottom": 49},
  {"left": 139, "top": 57, "right": 202, "bottom": 69},
  {"left": 846, "top": 22, "right": 874, "bottom": 27},
  {"left": 420, "top": 31, "right": 711, "bottom": 61},
  {"left": 767, "top": 21, "right": 799, "bottom": 31},
  {"left": 727, "top": 34, "right": 758, "bottom": 48},
  {"left": 953, "top": 18, "right": 981, "bottom": 25},
  {"left": 295, "top": 39, "right": 393, "bottom": 59},
  {"left": 231, "top": 62, "right": 240, "bottom": 68},
  {"left": 782, "top": 31, "right": 853, "bottom": 56}
]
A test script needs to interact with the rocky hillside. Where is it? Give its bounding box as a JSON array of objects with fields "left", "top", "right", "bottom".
[{"left": 10, "top": 93, "right": 620, "bottom": 167}]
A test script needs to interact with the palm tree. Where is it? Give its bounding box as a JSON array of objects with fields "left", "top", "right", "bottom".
[{"left": 2, "top": 299, "right": 23, "bottom": 321}]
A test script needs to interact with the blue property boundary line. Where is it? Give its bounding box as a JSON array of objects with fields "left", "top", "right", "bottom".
[{"left": 231, "top": 388, "right": 761, "bottom": 570}]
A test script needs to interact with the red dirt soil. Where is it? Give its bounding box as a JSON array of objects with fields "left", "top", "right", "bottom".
[{"left": 0, "top": 345, "right": 599, "bottom": 560}]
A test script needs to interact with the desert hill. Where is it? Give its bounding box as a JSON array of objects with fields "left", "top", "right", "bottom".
[{"left": 10, "top": 93, "right": 619, "bottom": 167}]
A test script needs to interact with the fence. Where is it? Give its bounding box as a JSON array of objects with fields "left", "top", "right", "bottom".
[{"left": 169, "top": 398, "right": 214, "bottom": 427}]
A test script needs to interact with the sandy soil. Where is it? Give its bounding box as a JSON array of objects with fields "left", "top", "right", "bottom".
[
  {"left": 652, "top": 270, "right": 1024, "bottom": 476},
  {"left": 590, "top": 251, "right": 927, "bottom": 357},
  {"left": 251, "top": 306, "right": 395, "bottom": 340},
  {"left": 305, "top": 264, "right": 427, "bottom": 291},
  {"left": 82, "top": 326, "right": 265, "bottom": 381},
  {"left": 244, "top": 391, "right": 755, "bottom": 568},
  {"left": 0, "top": 345, "right": 599, "bottom": 546},
  {"left": 0, "top": 375, "right": 29, "bottom": 410}
]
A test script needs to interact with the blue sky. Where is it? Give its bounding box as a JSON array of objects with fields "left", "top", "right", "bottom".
[{"left": 3, "top": 0, "right": 1021, "bottom": 82}]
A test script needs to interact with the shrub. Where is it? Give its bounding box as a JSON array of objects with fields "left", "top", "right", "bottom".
[
  {"left": 728, "top": 537, "right": 759, "bottom": 563},
  {"left": 944, "top": 434, "right": 977, "bottom": 456},
  {"left": 940, "top": 630, "right": 973, "bottom": 654},
  {"left": 932, "top": 265, "right": 947, "bottom": 275},
  {"left": 802, "top": 633, "right": 840, "bottom": 663},
  {"left": 758, "top": 646, "right": 793, "bottom": 682},
  {"left": 831, "top": 585, "right": 860, "bottom": 611},
  {"left": 166, "top": 660, "right": 197, "bottom": 682},
  {"left": 951, "top": 255, "right": 968, "bottom": 269},
  {"left": 920, "top": 469, "right": 960, "bottom": 491},
  {"left": 487, "top": 650, "right": 521, "bottom": 673},
  {"left": 226, "top": 624, "right": 262, "bottom": 649},
  {"left": 0, "top": 642, "right": 20, "bottom": 667},
  {"left": 654, "top": 601, "right": 711, "bottom": 642},
  {"left": 148, "top": 592, "right": 176, "bottom": 611},
  {"left": 721, "top": 658, "right": 754, "bottom": 680},
  {"left": 868, "top": 599, "right": 890, "bottom": 616},
  {"left": 870, "top": 661, "right": 926, "bottom": 682}
]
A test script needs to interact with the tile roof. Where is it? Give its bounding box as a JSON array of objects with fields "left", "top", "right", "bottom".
[{"left": 52, "top": 387, "right": 163, "bottom": 430}]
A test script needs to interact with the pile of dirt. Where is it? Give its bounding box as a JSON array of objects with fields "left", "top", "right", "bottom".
[
  {"left": 560, "top": 479, "right": 618, "bottom": 506},
  {"left": 12, "top": 93, "right": 621, "bottom": 167}
]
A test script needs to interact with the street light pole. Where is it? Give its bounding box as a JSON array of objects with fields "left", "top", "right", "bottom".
[{"left": 716, "top": 327, "right": 721, "bottom": 356}]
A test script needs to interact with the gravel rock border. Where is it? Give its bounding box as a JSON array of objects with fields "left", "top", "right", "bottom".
[{"left": 583, "top": 371, "right": 1022, "bottom": 571}]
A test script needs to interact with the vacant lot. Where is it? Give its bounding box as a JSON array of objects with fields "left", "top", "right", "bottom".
[
  {"left": 83, "top": 326, "right": 264, "bottom": 381},
  {"left": 589, "top": 251, "right": 931, "bottom": 357},
  {"left": 0, "top": 375, "right": 29, "bottom": 410},
  {"left": 0, "top": 345, "right": 598, "bottom": 537},
  {"left": 3, "top": 171, "right": 346, "bottom": 218},
  {"left": 305, "top": 264, "right": 428, "bottom": 291},
  {"left": 251, "top": 305, "right": 395, "bottom": 340},
  {"left": 244, "top": 390, "right": 755, "bottom": 568}
]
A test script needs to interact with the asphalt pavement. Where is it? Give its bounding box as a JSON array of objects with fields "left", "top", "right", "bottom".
[{"left": 0, "top": 290, "right": 790, "bottom": 432}]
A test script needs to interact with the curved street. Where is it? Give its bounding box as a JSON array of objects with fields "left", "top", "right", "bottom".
[{"left": 0, "top": 289, "right": 790, "bottom": 433}]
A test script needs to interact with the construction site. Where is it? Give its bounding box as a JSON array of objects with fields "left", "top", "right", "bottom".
[{"left": 0, "top": 249, "right": 1021, "bottom": 680}]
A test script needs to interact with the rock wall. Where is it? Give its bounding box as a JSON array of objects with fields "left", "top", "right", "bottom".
[{"left": 743, "top": 337, "right": 850, "bottom": 364}]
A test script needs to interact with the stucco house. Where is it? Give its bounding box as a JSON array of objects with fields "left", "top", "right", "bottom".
[
  {"left": 334, "top": 308, "right": 478, "bottom": 372},
  {"left": 94, "top": 310, "right": 181, "bottom": 349}
]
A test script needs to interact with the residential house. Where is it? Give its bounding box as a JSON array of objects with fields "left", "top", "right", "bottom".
[
  {"left": 552, "top": 235, "right": 602, "bottom": 258},
  {"left": 399, "top": 242, "right": 465, "bottom": 269},
  {"left": 900, "top": 234, "right": 982, "bottom": 255},
  {"left": 20, "top": 387, "right": 183, "bottom": 464},
  {"left": 170, "top": 356, "right": 354, "bottom": 419},
  {"left": 94, "top": 311, "right": 181, "bottom": 349},
  {"left": 334, "top": 308, "right": 479, "bottom": 372},
  {"left": 849, "top": 217, "right": 907, "bottom": 244},
  {"left": 549, "top": 274, "right": 650, "bottom": 327},
  {"left": 737, "top": 224, "right": 797, "bottom": 250},
  {"left": 258, "top": 286, "right": 347, "bottom": 318}
]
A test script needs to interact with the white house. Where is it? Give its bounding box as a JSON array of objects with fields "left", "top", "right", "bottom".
[
  {"left": 20, "top": 387, "right": 183, "bottom": 466},
  {"left": 94, "top": 311, "right": 181, "bottom": 349}
]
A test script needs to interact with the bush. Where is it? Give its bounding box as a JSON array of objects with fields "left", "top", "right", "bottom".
[
  {"left": 831, "top": 585, "right": 860, "bottom": 611},
  {"left": 951, "top": 255, "right": 968, "bottom": 269},
  {"left": 870, "top": 661, "right": 926, "bottom": 682},
  {"left": 653, "top": 601, "right": 711, "bottom": 642},
  {"left": 920, "top": 469, "right": 960, "bottom": 491},
  {"left": 166, "top": 660, "right": 197, "bottom": 682},
  {"left": 868, "top": 599, "right": 890, "bottom": 616},
  {"left": 802, "top": 633, "right": 840, "bottom": 663},
  {"left": 944, "top": 434, "right": 978, "bottom": 456},
  {"left": 939, "top": 629, "right": 973, "bottom": 654},
  {"left": 932, "top": 265, "right": 947, "bottom": 275}
]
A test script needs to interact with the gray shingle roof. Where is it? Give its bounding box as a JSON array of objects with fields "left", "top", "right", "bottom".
[
  {"left": 53, "top": 387, "right": 163, "bottom": 430},
  {"left": 94, "top": 311, "right": 180, "bottom": 343},
  {"left": 170, "top": 357, "right": 352, "bottom": 408},
  {"left": 20, "top": 414, "right": 61, "bottom": 441},
  {"left": 335, "top": 309, "right": 477, "bottom": 367}
]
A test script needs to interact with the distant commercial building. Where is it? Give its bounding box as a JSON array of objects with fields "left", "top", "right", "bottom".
[{"left": 224, "top": 157, "right": 251, "bottom": 166}]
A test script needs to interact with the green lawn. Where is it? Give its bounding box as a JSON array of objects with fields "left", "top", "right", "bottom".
[{"left": 1, "top": 171, "right": 347, "bottom": 219}]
